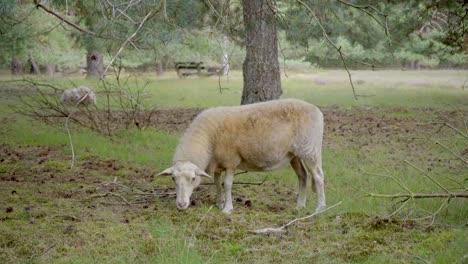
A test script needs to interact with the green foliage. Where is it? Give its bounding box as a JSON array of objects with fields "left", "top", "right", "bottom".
[
  {"left": 0, "top": 3, "right": 85, "bottom": 70},
  {"left": 396, "top": 31, "right": 468, "bottom": 67},
  {"left": 0, "top": 0, "right": 17, "bottom": 16},
  {"left": 283, "top": 0, "right": 467, "bottom": 68},
  {"left": 1, "top": 0, "right": 466, "bottom": 73}
]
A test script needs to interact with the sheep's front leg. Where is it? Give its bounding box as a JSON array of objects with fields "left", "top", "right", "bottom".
[
  {"left": 214, "top": 171, "right": 224, "bottom": 209},
  {"left": 221, "top": 169, "right": 234, "bottom": 214}
]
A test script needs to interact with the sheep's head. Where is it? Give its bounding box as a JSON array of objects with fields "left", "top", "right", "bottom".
[{"left": 158, "top": 161, "right": 211, "bottom": 210}]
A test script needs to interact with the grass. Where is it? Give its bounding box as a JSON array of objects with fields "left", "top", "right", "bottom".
[
  {"left": 1, "top": 119, "right": 177, "bottom": 166},
  {"left": 8, "top": 70, "right": 466, "bottom": 110},
  {"left": 138, "top": 78, "right": 468, "bottom": 110},
  {"left": 0, "top": 70, "right": 467, "bottom": 263}
]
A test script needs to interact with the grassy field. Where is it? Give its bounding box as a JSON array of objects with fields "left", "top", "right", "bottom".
[{"left": 0, "top": 70, "right": 467, "bottom": 263}]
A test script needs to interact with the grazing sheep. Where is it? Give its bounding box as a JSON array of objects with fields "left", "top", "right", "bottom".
[
  {"left": 158, "top": 99, "right": 325, "bottom": 214},
  {"left": 61, "top": 86, "right": 96, "bottom": 106}
]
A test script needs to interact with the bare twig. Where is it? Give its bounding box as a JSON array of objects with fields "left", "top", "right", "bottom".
[
  {"left": 186, "top": 205, "right": 214, "bottom": 256},
  {"left": 249, "top": 201, "right": 342, "bottom": 234},
  {"left": 29, "top": 243, "right": 56, "bottom": 263},
  {"left": 362, "top": 168, "right": 414, "bottom": 195},
  {"left": 234, "top": 175, "right": 269, "bottom": 185},
  {"left": 338, "top": 47, "right": 358, "bottom": 100},
  {"left": 411, "top": 197, "right": 451, "bottom": 227},
  {"left": 202, "top": 175, "right": 269, "bottom": 186},
  {"left": 100, "top": 8, "right": 158, "bottom": 79},
  {"left": 367, "top": 192, "right": 468, "bottom": 199},
  {"left": 415, "top": 255, "right": 431, "bottom": 264},
  {"left": 435, "top": 141, "right": 468, "bottom": 166},
  {"left": 404, "top": 160, "right": 452, "bottom": 194},
  {"left": 297, "top": 0, "right": 364, "bottom": 100},
  {"left": 32, "top": 0, "right": 120, "bottom": 40}
]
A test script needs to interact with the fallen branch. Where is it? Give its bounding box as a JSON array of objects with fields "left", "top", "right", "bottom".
[
  {"left": 249, "top": 201, "right": 342, "bottom": 234},
  {"left": 367, "top": 192, "right": 468, "bottom": 199},
  {"left": 202, "top": 175, "right": 269, "bottom": 186},
  {"left": 29, "top": 243, "right": 56, "bottom": 263},
  {"left": 84, "top": 178, "right": 210, "bottom": 205}
]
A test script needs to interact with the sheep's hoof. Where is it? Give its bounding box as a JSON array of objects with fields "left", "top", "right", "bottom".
[
  {"left": 315, "top": 205, "right": 327, "bottom": 213},
  {"left": 221, "top": 207, "right": 233, "bottom": 214},
  {"left": 295, "top": 203, "right": 306, "bottom": 210}
]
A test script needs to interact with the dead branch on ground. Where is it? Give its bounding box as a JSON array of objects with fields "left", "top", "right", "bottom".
[
  {"left": 202, "top": 174, "right": 269, "bottom": 186},
  {"left": 367, "top": 192, "right": 468, "bottom": 199},
  {"left": 84, "top": 178, "right": 206, "bottom": 206},
  {"left": 364, "top": 114, "right": 467, "bottom": 226},
  {"left": 249, "top": 201, "right": 342, "bottom": 234}
]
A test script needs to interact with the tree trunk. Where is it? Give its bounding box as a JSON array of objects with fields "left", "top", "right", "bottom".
[
  {"left": 86, "top": 51, "right": 104, "bottom": 78},
  {"left": 156, "top": 61, "right": 163, "bottom": 76},
  {"left": 45, "top": 64, "right": 56, "bottom": 78},
  {"left": 11, "top": 57, "right": 22, "bottom": 75},
  {"left": 28, "top": 54, "right": 40, "bottom": 75},
  {"left": 241, "top": 0, "right": 281, "bottom": 105}
]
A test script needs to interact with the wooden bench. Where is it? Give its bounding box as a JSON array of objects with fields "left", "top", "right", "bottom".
[{"left": 175, "top": 62, "right": 221, "bottom": 78}]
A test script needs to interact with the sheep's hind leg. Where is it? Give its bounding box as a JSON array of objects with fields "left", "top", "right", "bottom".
[
  {"left": 302, "top": 157, "right": 326, "bottom": 212},
  {"left": 221, "top": 169, "right": 234, "bottom": 214},
  {"left": 213, "top": 171, "right": 224, "bottom": 209},
  {"left": 290, "top": 157, "right": 308, "bottom": 209}
]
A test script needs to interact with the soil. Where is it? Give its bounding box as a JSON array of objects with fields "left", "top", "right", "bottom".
[{"left": 62, "top": 105, "right": 466, "bottom": 141}]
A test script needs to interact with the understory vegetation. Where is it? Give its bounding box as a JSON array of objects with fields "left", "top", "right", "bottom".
[{"left": 0, "top": 71, "right": 467, "bottom": 263}]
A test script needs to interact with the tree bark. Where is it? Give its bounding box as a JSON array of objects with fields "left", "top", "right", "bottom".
[
  {"left": 45, "top": 64, "right": 56, "bottom": 78},
  {"left": 28, "top": 53, "right": 40, "bottom": 75},
  {"left": 241, "top": 0, "right": 281, "bottom": 105},
  {"left": 11, "top": 57, "right": 22, "bottom": 75},
  {"left": 156, "top": 61, "right": 163, "bottom": 76},
  {"left": 86, "top": 51, "right": 104, "bottom": 78}
]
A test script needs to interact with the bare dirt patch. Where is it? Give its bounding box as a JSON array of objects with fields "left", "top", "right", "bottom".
[
  {"left": 64, "top": 105, "right": 466, "bottom": 140},
  {"left": 112, "top": 106, "right": 465, "bottom": 149},
  {"left": 322, "top": 106, "right": 466, "bottom": 148}
]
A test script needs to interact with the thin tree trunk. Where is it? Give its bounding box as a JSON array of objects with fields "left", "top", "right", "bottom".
[
  {"left": 11, "top": 57, "right": 22, "bottom": 75},
  {"left": 156, "top": 61, "right": 163, "bottom": 76},
  {"left": 45, "top": 64, "right": 56, "bottom": 78},
  {"left": 86, "top": 51, "right": 104, "bottom": 78},
  {"left": 241, "top": 0, "right": 281, "bottom": 105},
  {"left": 28, "top": 54, "right": 40, "bottom": 75}
]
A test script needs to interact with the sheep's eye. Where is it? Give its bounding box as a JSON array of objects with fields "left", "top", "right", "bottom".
[{"left": 191, "top": 177, "right": 196, "bottom": 183}]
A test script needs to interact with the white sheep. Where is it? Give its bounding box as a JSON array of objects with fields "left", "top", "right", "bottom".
[
  {"left": 158, "top": 99, "right": 325, "bottom": 214},
  {"left": 61, "top": 86, "right": 96, "bottom": 106}
]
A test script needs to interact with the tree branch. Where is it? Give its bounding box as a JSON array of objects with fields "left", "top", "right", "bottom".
[
  {"left": 367, "top": 192, "right": 468, "bottom": 199},
  {"left": 249, "top": 201, "right": 342, "bottom": 234},
  {"left": 297, "top": 0, "right": 365, "bottom": 100},
  {"left": 33, "top": 0, "right": 95, "bottom": 36}
]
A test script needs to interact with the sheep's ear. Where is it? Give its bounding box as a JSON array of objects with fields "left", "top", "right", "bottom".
[
  {"left": 195, "top": 169, "right": 212, "bottom": 178},
  {"left": 157, "top": 167, "right": 173, "bottom": 176}
]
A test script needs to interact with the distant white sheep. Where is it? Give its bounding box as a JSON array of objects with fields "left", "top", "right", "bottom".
[
  {"left": 159, "top": 99, "right": 325, "bottom": 214},
  {"left": 61, "top": 86, "right": 96, "bottom": 106}
]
